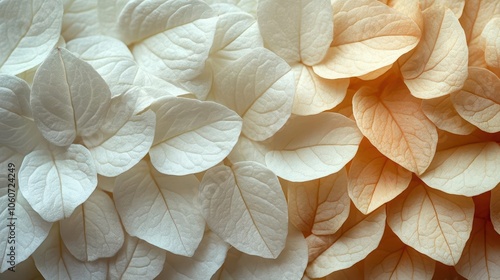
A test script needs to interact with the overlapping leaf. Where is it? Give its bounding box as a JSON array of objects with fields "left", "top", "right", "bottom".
[
  {"left": 421, "top": 95, "right": 476, "bottom": 135},
  {"left": 62, "top": 0, "right": 100, "bottom": 40},
  {"left": 482, "top": 17, "right": 500, "bottom": 69}
]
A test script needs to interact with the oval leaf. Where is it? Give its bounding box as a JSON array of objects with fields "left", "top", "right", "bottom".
[
  {"left": 213, "top": 48, "right": 294, "bottom": 141},
  {"left": 0, "top": 0, "right": 63, "bottom": 75},
  {"left": 288, "top": 168, "right": 350, "bottom": 236},
  {"left": 348, "top": 139, "right": 412, "bottom": 215},
  {"left": 419, "top": 142, "right": 500, "bottom": 196},
  {"left": 265, "top": 112, "right": 363, "bottom": 182},
  {"left": 400, "top": 6, "right": 468, "bottom": 99},
  {"left": 313, "top": 0, "right": 421, "bottom": 79},
  {"left": 149, "top": 97, "right": 242, "bottom": 176},
  {"left": 352, "top": 83, "right": 438, "bottom": 175},
  {"left": 31, "top": 48, "right": 111, "bottom": 146},
  {"left": 482, "top": 17, "right": 500, "bottom": 69},
  {"left": 114, "top": 160, "right": 204, "bottom": 256},
  {"left": 451, "top": 67, "right": 500, "bottom": 133},
  {"left": 421, "top": 95, "right": 476, "bottom": 135},
  {"left": 199, "top": 161, "right": 288, "bottom": 259},
  {"left": 59, "top": 189, "right": 124, "bottom": 262},
  {"left": 387, "top": 181, "right": 474, "bottom": 265},
  {"left": 19, "top": 144, "right": 97, "bottom": 222}
]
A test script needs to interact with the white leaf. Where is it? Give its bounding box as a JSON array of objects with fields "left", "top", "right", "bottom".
[
  {"left": 265, "top": 113, "right": 363, "bottom": 182},
  {"left": 213, "top": 48, "right": 294, "bottom": 141},
  {"left": 149, "top": 97, "right": 242, "bottom": 176},
  {"left": 59, "top": 189, "right": 124, "bottom": 261},
  {"left": 257, "top": 0, "right": 333, "bottom": 65},
  {"left": 199, "top": 161, "right": 288, "bottom": 259},
  {"left": 158, "top": 231, "right": 230, "bottom": 280},
  {"left": 19, "top": 144, "right": 97, "bottom": 222},
  {"left": 33, "top": 223, "right": 107, "bottom": 280},
  {"left": 0, "top": 75, "right": 44, "bottom": 154},
  {"left": 83, "top": 92, "right": 156, "bottom": 177},
  {"left": 0, "top": 0, "right": 63, "bottom": 75},
  {"left": 114, "top": 160, "right": 204, "bottom": 256},
  {"left": 216, "top": 225, "right": 308, "bottom": 280},
  {"left": 62, "top": 0, "right": 100, "bottom": 40},
  {"left": 31, "top": 48, "right": 111, "bottom": 146},
  {"left": 108, "top": 233, "right": 166, "bottom": 280},
  {"left": 227, "top": 135, "right": 269, "bottom": 166}
]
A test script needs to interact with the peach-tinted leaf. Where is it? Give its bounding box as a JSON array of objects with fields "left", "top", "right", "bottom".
[
  {"left": 199, "top": 161, "right": 288, "bottom": 259},
  {"left": 385, "top": 0, "right": 424, "bottom": 31},
  {"left": 291, "top": 64, "right": 349, "bottom": 116},
  {"left": 455, "top": 218, "right": 500, "bottom": 279},
  {"left": 460, "top": 0, "right": 500, "bottom": 67},
  {"left": 419, "top": 0, "right": 465, "bottom": 17},
  {"left": 348, "top": 139, "right": 412, "bottom": 215},
  {"left": 214, "top": 225, "right": 307, "bottom": 280},
  {"left": 365, "top": 228, "right": 436, "bottom": 280},
  {"left": 451, "top": 67, "right": 500, "bottom": 133},
  {"left": 265, "top": 113, "right": 363, "bottom": 182},
  {"left": 422, "top": 95, "right": 476, "bottom": 135},
  {"left": 420, "top": 142, "right": 500, "bottom": 196},
  {"left": 313, "top": 0, "right": 420, "bottom": 79},
  {"left": 257, "top": 0, "right": 333, "bottom": 65},
  {"left": 287, "top": 168, "right": 350, "bottom": 236},
  {"left": 387, "top": 181, "right": 474, "bottom": 265},
  {"left": 352, "top": 82, "right": 438, "bottom": 175},
  {"left": 490, "top": 185, "right": 500, "bottom": 234},
  {"left": 306, "top": 206, "right": 386, "bottom": 278},
  {"left": 482, "top": 17, "right": 500, "bottom": 69},
  {"left": 400, "top": 6, "right": 468, "bottom": 99}
]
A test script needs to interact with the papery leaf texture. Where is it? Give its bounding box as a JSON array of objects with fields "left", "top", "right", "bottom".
[
  {"left": 482, "top": 17, "right": 500, "bottom": 69},
  {"left": 199, "top": 161, "right": 288, "bottom": 259},
  {"left": 348, "top": 139, "right": 412, "bottom": 215},
  {"left": 214, "top": 225, "right": 307, "bottom": 280},
  {"left": 227, "top": 135, "right": 269, "bottom": 166},
  {"left": 157, "top": 231, "right": 230, "bottom": 280},
  {"left": 420, "top": 141, "right": 500, "bottom": 196},
  {"left": 353, "top": 82, "right": 438, "bottom": 175},
  {"left": 288, "top": 168, "right": 350, "bottom": 236},
  {"left": 149, "top": 97, "right": 242, "bottom": 175},
  {"left": 19, "top": 144, "right": 97, "bottom": 222},
  {"left": 419, "top": 0, "right": 465, "bottom": 17},
  {"left": 61, "top": 0, "right": 100, "bottom": 40},
  {"left": 364, "top": 228, "right": 436, "bottom": 280},
  {"left": 213, "top": 48, "right": 294, "bottom": 141},
  {"left": 387, "top": 180, "right": 474, "bottom": 265},
  {"left": 108, "top": 233, "right": 166, "bottom": 280},
  {"left": 455, "top": 218, "right": 500, "bottom": 279},
  {"left": 31, "top": 47, "right": 111, "bottom": 146},
  {"left": 257, "top": 0, "right": 333, "bottom": 65},
  {"left": 265, "top": 112, "right": 363, "bottom": 182},
  {"left": 32, "top": 223, "right": 107, "bottom": 280},
  {"left": 313, "top": 0, "right": 421, "bottom": 79},
  {"left": 451, "top": 67, "right": 500, "bottom": 133},
  {"left": 114, "top": 160, "right": 204, "bottom": 257},
  {"left": 306, "top": 206, "right": 386, "bottom": 278},
  {"left": 0, "top": 0, "right": 63, "bottom": 75},
  {"left": 400, "top": 5, "right": 468, "bottom": 99},
  {"left": 59, "top": 188, "right": 124, "bottom": 262},
  {"left": 421, "top": 95, "right": 476, "bottom": 135}
]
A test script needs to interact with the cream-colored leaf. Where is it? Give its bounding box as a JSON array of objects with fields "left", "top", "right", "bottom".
[
  {"left": 400, "top": 6, "right": 468, "bottom": 99},
  {"left": 265, "top": 113, "right": 363, "bottom": 182},
  {"left": 291, "top": 64, "right": 349, "bottom": 116},
  {"left": 386, "top": 0, "right": 424, "bottom": 31},
  {"left": 257, "top": 0, "right": 333, "bottom": 65},
  {"left": 420, "top": 142, "right": 500, "bottom": 196},
  {"left": 306, "top": 206, "right": 386, "bottom": 278},
  {"left": 348, "top": 139, "right": 412, "bottom": 215},
  {"left": 365, "top": 228, "right": 436, "bottom": 280},
  {"left": 451, "top": 67, "right": 500, "bottom": 133},
  {"left": 213, "top": 48, "right": 294, "bottom": 141},
  {"left": 419, "top": 0, "right": 465, "bottom": 17},
  {"left": 460, "top": 0, "right": 500, "bottom": 67},
  {"left": 387, "top": 181, "right": 474, "bottom": 265},
  {"left": 287, "top": 168, "right": 350, "bottom": 236},
  {"left": 199, "top": 162, "right": 288, "bottom": 259},
  {"left": 59, "top": 189, "right": 124, "bottom": 262},
  {"left": 352, "top": 82, "right": 438, "bottom": 175},
  {"left": 482, "top": 17, "right": 500, "bottom": 69},
  {"left": 455, "top": 218, "right": 500, "bottom": 279},
  {"left": 227, "top": 135, "right": 269, "bottom": 166},
  {"left": 114, "top": 160, "right": 204, "bottom": 256},
  {"left": 313, "top": 0, "right": 420, "bottom": 79},
  {"left": 422, "top": 95, "right": 476, "bottom": 135},
  {"left": 62, "top": 0, "right": 100, "bottom": 40},
  {"left": 492, "top": 186, "right": 500, "bottom": 234}
]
